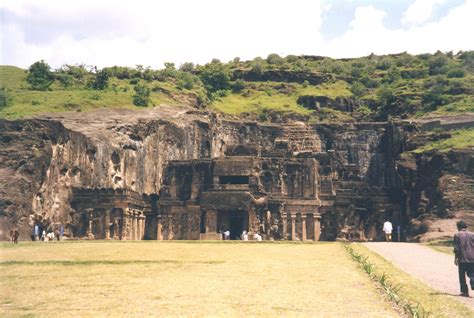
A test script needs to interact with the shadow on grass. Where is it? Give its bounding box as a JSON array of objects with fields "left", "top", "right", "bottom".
[
  {"left": 0, "top": 259, "right": 225, "bottom": 266},
  {"left": 429, "top": 292, "right": 471, "bottom": 298}
]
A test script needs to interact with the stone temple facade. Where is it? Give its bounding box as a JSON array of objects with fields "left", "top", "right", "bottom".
[
  {"left": 62, "top": 120, "right": 399, "bottom": 241},
  {"left": 69, "top": 123, "right": 330, "bottom": 241}
]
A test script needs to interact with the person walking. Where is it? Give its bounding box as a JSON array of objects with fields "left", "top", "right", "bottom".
[
  {"left": 454, "top": 220, "right": 474, "bottom": 297},
  {"left": 383, "top": 220, "right": 393, "bottom": 242}
]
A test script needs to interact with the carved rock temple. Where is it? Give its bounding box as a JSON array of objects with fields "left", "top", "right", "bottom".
[
  {"left": 9, "top": 113, "right": 456, "bottom": 242},
  {"left": 59, "top": 120, "right": 399, "bottom": 241}
]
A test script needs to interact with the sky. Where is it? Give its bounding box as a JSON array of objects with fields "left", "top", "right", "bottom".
[{"left": 0, "top": 0, "right": 473, "bottom": 69}]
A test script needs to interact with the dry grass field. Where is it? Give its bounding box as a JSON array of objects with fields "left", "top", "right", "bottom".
[{"left": 0, "top": 241, "right": 399, "bottom": 317}]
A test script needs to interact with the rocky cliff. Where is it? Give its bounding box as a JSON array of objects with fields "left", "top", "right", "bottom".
[{"left": 0, "top": 106, "right": 472, "bottom": 241}]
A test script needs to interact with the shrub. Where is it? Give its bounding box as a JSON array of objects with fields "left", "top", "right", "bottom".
[
  {"left": 350, "top": 81, "right": 366, "bottom": 98},
  {"left": 199, "top": 59, "right": 231, "bottom": 94},
  {"left": 376, "top": 58, "right": 392, "bottom": 70},
  {"left": 0, "top": 87, "right": 11, "bottom": 108},
  {"left": 26, "top": 60, "right": 53, "bottom": 91},
  {"left": 422, "top": 85, "right": 447, "bottom": 111},
  {"left": 428, "top": 54, "right": 448, "bottom": 75},
  {"left": 56, "top": 73, "right": 74, "bottom": 88},
  {"left": 59, "top": 64, "right": 90, "bottom": 84},
  {"left": 179, "top": 62, "right": 195, "bottom": 73},
  {"left": 447, "top": 68, "right": 465, "bottom": 78},
  {"left": 250, "top": 60, "right": 264, "bottom": 77},
  {"left": 232, "top": 79, "right": 246, "bottom": 93},
  {"left": 133, "top": 84, "right": 151, "bottom": 106},
  {"left": 177, "top": 72, "right": 196, "bottom": 90},
  {"left": 90, "top": 68, "right": 109, "bottom": 90},
  {"left": 267, "top": 53, "right": 284, "bottom": 65}
]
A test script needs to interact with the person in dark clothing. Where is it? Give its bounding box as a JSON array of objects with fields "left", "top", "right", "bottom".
[{"left": 453, "top": 221, "right": 474, "bottom": 297}]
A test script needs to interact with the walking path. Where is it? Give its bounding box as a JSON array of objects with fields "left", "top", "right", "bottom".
[{"left": 364, "top": 242, "right": 474, "bottom": 309}]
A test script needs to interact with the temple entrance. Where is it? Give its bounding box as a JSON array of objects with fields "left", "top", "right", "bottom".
[{"left": 217, "top": 210, "right": 248, "bottom": 240}]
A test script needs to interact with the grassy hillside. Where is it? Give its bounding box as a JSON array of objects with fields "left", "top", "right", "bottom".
[
  {"left": 0, "top": 51, "right": 473, "bottom": 121},
  {"left": 413, "top": 129, "right": 474, "bottom": 153}
]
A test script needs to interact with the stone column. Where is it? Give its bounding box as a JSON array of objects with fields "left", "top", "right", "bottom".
[
  {"left": 314, "top": 214, "right": 321, "bottom": 241},
  {"left": 187, "top": 213, "right": 192, "bottom": 240},
  {"left": 140, "top": 215, "right": 145, "bottom": 240},
  {"left": 291, "top": 213, "right": 296, "bottom": 241},
  {"left": 122, "top": 216, "right": 128, "bottom": 240},
  {"left": 168, "top": 215, "right": 174, "bottom": 240},
  {"left": 133, "top": 212, "right": 138, "bottom": 240},
  {"left": 105, "top": 210, "right": 111, "bottom": 240},
  {"left": 157, "top": 216, "right": 163, "bottom": 240},
  {"left": 302, "top": 214, "right": 307, "bottom": 241},
  {"left": 86, "top": 209, "right": 94, "bottom": 239},
  {"left": 282, "top": 212, "right": 288, "bottom": 240},
  {"left": 113, "top": 217, "right": 119, "bottom": 240}
]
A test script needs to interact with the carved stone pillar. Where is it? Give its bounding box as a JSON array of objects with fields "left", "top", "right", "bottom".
[
  {"left": 302, "top": 214, "right": 307, "bottom": 241},
  {"left": 266, "top": 210, "right": 271, "bottom": 237},
  {"left": 133, "top": 213, "right": 138, "bottom": 240},
  {"left": 122, "top": 216, "right": 128, "bottom": 240},
  {"left": 168, "top": 215, "right": 174, "bottom": 240},
  {"left": 105, "top": 210, "right": 111, "bottom": 240},
  {"left": 314, "top": 214, "right": 321, "bottom": 241},
  {"left": 157, "top": 216, "right": 163, "bottom": 240},
  {"left": 113, "top": 217, "right": 119, "bottom": 240},
  {"left": 139, "top": 215, "right": 145, "bottom": 240},
  {"left": 282, "top": 212, "right": 288, "bottom": 240},
  {"left": 86, "top": 209, "right": 94, "bottom": 239},
  {"left": 291, "top": 213, "right": 296, "bottom": 241}
]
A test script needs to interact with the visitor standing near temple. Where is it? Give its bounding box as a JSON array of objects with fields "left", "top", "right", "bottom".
[
  {"left": 383, "top": 220, "right": 392, "bottom": 242},
  {"left": 224, "top": 230, "right": 230, "bottom": 240},
  {"left": 454, "top": 220, "right": 474, "bottom": 297}
]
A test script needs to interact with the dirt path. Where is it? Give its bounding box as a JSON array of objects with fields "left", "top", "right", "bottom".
[{"left": 364, "top": 242, "right": 474, "bottom": 309}]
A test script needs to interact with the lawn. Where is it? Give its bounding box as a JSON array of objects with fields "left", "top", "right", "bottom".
[{"left": 0, "top": 241, "right": 397, "bottom": 317}]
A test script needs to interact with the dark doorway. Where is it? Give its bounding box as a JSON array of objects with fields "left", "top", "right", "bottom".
[{"left": 217, "top": 210, "right": 248, "bottom": 240}]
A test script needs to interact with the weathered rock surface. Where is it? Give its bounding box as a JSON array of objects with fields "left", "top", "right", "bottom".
[
  {"left": 0, "top": 106, "right": 472, "bottom": 241},
  {"left": 297, "top": 95, "right": 360, "bottom": 112}
]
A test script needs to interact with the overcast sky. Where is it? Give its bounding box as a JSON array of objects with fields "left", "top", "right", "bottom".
[{"left": 1, "top": 0, "right": 473, "bottom": 69}]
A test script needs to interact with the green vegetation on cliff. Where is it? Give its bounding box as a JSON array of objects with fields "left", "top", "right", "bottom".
[
  {"left": 0, "top": 51, "right": 473, "bottom": 121},
  {"left": 413, "top": 129, "right": 474, "bottom": 153}
]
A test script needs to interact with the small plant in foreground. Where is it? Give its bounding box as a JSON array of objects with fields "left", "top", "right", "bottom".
[{"left": 344, "top": 244, "right": 431, "bottom": 318}]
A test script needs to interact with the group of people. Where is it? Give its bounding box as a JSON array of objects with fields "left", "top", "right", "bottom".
[{"left": 220, "top": 229, "right": 262, "bottom": 241}]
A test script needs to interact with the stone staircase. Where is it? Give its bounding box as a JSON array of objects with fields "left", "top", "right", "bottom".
[{"left": 275, "top": 123, "right": 321, "bottom": 152}]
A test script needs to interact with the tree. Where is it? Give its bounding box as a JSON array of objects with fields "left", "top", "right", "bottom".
[
  {"left": 133, "top": 84, "right": 151, "bottom": 106},
  {"left": 179, "top": 62, "right": 194, "bottom": 73},
  {"left": 267, "top": 53, "right": 284, "bottom": 65},
  {"left": 26, "top": 60, "right": 53, "bottom": 90},
  {"left": 90, "top": 68, "right": 109, "bottom": 90},
  {"left": 198, "top": 59, "right": 230, "bottom": 94}
]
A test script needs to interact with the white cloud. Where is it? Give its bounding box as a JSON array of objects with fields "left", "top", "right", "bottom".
[
  {"left": 401, "top": 0, "right": 445, "bottom": 27},
  {"left": 322, "top": 1, "right": 474, "bottom": 58},
  {"left": 0, "top": 0, "right": 326, "bottom": 68},
  {"left": 0, "top": 0, "right": 473, "bottom": 68}
]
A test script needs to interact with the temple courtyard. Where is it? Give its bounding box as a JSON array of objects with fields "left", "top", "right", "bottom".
[{"left": 1, "top": 241, "right": 472, "bottom": 317}]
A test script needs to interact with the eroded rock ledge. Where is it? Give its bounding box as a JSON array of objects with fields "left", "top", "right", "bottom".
[{"left": 0, "top": 108, "right": 472, "bottom": 242}]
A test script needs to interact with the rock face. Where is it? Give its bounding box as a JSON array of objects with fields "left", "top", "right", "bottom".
[
  {"left": 297, "top": 95, "right": 360, "bottom": 112},
  {"left": 0, "top": 108, "right": 472, "bottom": 241}
]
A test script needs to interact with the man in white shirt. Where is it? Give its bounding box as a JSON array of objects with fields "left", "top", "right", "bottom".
[
  {"left": 224, "top": 230, "right": 230, "bottom": 240},
  {"left": 383, "top": 220, "right": 393, "bottom": 242}
]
